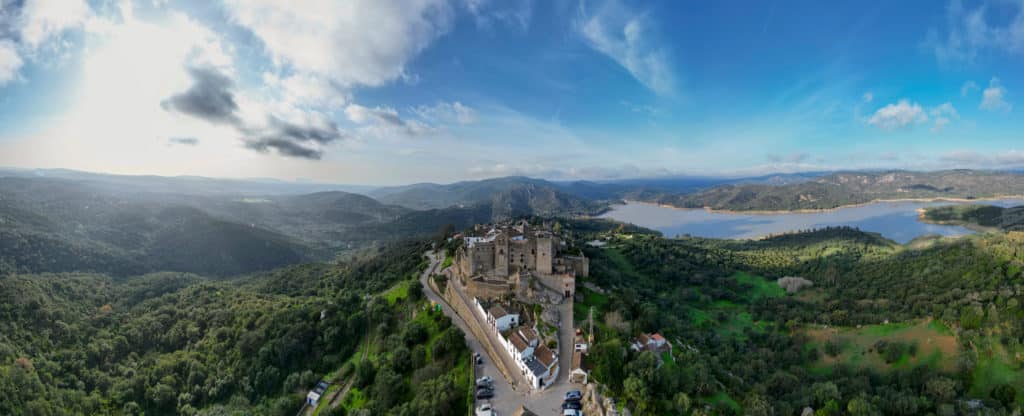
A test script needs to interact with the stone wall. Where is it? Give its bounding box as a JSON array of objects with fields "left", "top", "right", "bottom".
[{"left": 464, "top": 278, "right": 513, "bottom": 300}]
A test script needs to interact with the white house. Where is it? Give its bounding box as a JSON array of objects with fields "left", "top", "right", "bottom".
[
  {"left": 487, "top": 304, "right": 519, "bottom": 331},
  {"left": 306, "top": 381, "right": 329, "bottom": 406},
  {"left": 630, "top": 332, "right": 672, "bottom": 353},
  {"left": 473, "top": 298, "right": 520, "bottom": 333}
]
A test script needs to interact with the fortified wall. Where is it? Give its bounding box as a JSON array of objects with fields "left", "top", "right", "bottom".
[{"left": 453, "top": 220, "right": 588, "bottom": 300}]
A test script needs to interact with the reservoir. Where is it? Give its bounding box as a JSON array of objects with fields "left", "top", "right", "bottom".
[{"left": 600, "top": 199, "right": 1024, "bottom": 244}]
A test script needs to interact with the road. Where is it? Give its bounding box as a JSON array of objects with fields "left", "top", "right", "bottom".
[{"left": 419, "top": 251, "right": 582, "bottom": 415}]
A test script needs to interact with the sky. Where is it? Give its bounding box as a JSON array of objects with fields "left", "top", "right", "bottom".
[{"left": 0, "top": 0, "right": 1022, "bottom": 185}]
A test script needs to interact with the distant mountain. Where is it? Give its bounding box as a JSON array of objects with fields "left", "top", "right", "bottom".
[
  {"left": 649, "top": 170, "right": 1024, "bottom": 211},
  {"left": 277, "top": 191, "right": 410, "bottom": 225},
  {"left": 921, "top": 204, "right": 1024, "bottom": 231},
  {"left": 371, "top": 176, "right": 607, "bottom": 215},
  {"left": 0, "top": 177, "right": 315, "bottom": 276},
  {"left": 0, "top": 167, "right": 375, "bottom": 195},
  {"left": 371, "top": 173, "right": 833, "bottom": 211}
]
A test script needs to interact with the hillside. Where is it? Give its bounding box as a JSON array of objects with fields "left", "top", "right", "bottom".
[
  {"left": 371, "top": 176, "right": 604, "bottom": 211},
  {"left": 565, "top": 223, "right": 1024, "bottom": 414},
  {"left": 0, "top": 240, "right": 472, "bottom": 415},
  {"left": 921, "top": 204, "right": 1024, "bottom": 231},
  {"left": 649, "top": 170, "right": 1024, "bottom": 211}
]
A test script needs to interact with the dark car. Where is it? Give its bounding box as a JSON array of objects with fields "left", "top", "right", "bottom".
[
  {"left": 476, "top": 389, "right": 495, "bottom": 399},
  {"left": 564, "top": 390, "right": 583, "bottom": 402},
  {"left": 562, "top": 401, "right": 582, "bottom": 410}
]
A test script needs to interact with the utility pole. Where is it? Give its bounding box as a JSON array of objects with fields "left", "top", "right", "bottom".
[{"left": 589, "top": 306, "right": 594, "bottom": 344}]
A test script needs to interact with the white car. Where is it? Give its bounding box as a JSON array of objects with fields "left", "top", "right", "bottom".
[
  {"left": 562, "top": 410, "right": 582, "bottom": 416},
  {"left": 476, "top": 402, "right": 496, "bottom": 416}
]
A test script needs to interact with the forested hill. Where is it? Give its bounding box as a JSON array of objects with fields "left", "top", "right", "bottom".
[
  {"left": 0, "top": 175, "right": 601, "bottom": 277},
  {"left": 370, "top": 176, "right": 607, "bottom": 216},
  {"left": 922, "top": 204, "right": 1024, "bottom": 231},
  {"left": 0, "top": 240, "right": 474, "bottom": 415},
  {"left": 644, "top": 170, "right": 1024, "bottom": 211},
  {"left": 565, "top": 223, "right": 1024, "bottom": 414}
]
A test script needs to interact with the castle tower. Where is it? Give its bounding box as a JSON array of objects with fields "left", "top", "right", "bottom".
[
  {"left": 536, "top": 236, "right": 553, "bottom": 275},
  {"left": 494, "top": 234, "right": 509, "bottom": 277}
]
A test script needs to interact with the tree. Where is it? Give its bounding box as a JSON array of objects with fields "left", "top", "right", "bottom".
[
  {"left": 990, "top": 383, "right": 1016, "bottom": 408},
  {"left": 811, "top": 382, "right": 839, "bottom": 407},
  {"left": 623, "top": 375, "right": 650, "bottom": 414},
  {"left": 591, "top": 339, "right": 625, "bottom": 392},
  {"left": 846, "top": 396, "right": 880, "bottom": 416}
]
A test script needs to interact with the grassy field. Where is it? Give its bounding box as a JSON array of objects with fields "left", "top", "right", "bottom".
[
  {"left": 687, "top": 272, "right": 780, "bottom": 339},
  {"left": 968, "top": 337, "right": 1024, "bottom": 404},
  {"left": 805, "top": 319, "right": 958, "bottom": 373},
  {"left": 733, "top": 271, "right": 785, "bottom": 300},
  {"left": 441, "top": 253, "right": 453, "bottom": 269},
  {"left": 383, "top": 279, "right": 414, "bottom": 305}
]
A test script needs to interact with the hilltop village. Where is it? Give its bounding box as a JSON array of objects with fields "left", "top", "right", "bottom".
[{"left": 423, "top": 220, "right": 629, "bottom": 415}]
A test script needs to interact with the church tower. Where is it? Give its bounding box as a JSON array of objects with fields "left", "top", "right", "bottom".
[
  {"left": 494, "top": 234, "right": 509, "bottom": 277},
  {"left": 536, "top": 236, "right": 553, "bottom": 275}
]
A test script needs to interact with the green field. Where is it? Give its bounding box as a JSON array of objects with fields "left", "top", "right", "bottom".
[
  {"left": 686, "top": 272, "right": 779, "bottom": 339},
  {"left": 968, "top": 339, "right": 1024, "bottom": 404},
  {"left": 806, "top": 319, "right": 959, "bottom": 373},
  {"left": 383, "top": 279, "right": 414, "bottom": 305},
  {"left": 732, "top": 271, "right": 785, "bottom": 300}
]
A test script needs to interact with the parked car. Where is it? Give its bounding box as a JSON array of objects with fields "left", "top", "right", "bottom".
[
  {"left": 475, "top": 402, "right": 496, "bottom": 416},
  {"left": 475, "top": 376, "right": 493, "bottom": 387},
  {"left": 562, "top": 401, "right": 582, "bottom": 410},
  {"left": 476, "top": 389, "right": 495, "bottom": 399},
  {"left": 564, "top": 390, "right": 583, "bottom": 402},
  {"left": 562, "top": 410, "right": 582, "bottom": 416}
]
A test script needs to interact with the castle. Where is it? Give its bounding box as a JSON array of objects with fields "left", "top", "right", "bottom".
[{"left": 454, "top": 220, "right": 587, "bottom": 299}]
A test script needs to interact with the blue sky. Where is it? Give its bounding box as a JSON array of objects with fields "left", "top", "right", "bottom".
[{"left": 0, "top": 0, "right": 1021, "bottom": 185}]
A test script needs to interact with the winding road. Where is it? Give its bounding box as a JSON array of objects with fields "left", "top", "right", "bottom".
[{"left": 419, "top": 251, "right": 580, "bottom": 415}]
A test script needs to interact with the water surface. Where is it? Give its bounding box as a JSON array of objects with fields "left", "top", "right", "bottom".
[{"left": 600, "top": 199, "right": 1024, "bottom": 244}]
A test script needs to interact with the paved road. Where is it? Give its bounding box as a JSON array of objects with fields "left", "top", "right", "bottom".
[{"left": 419, "top": 251, "right": 582, "bottom": 415}]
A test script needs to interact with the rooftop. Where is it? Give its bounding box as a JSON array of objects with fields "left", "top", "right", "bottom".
[
  {"left": 509, "top": 332, "right": 530, "bottom": 353},
  {"left": 534, "top": 344, "right": 556, "bottom": 367},
  {"left": 488, "top": 304, "right": 508, "bottom": 319},
  {"left": 517, "top": 327, "right": 539, "bottom": 343},
  {"left": 526, "top": 357, "right": 548, "bottom": 377}
]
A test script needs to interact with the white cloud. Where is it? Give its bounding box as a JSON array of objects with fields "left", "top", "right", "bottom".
[
  {"left": 578, "top": 0, "right": 675, "bottom": 96},
  {"left": 980, "top": 77, "right": 1011, "bottom": 112},
  {"left": 465, "top": 0, "right": 533, "bottom": 31},
  {"left": 0, "top": 40, "right": 23, "bottom": 85},
  {"left": 960, "top": 80, "right": 978, "bottom": 97},
  {"left": 262, "top": 72, "right": 347, "bottom": 108},
  {"left": 862, "top": 91, "right": 874, "bottom": 103},
  {"left": 345, "top": 103, "right": 434, "bottom": 137},
  {"left": 929, "top": 102, "right": 959, "bottom": 119},
  {"left": 225, "top": 0, "right": 453, "bottom": 89},
  {"left": 16, "top": 0, "right": 90, "bottom": 49},
  {"left": 931, "top": 117, "right": 951, "bottom": 133},
  {"left": 929, "top": 0, "right": 1024, "bottom": 63},
  {"left": 928, "top": 102, "right": 959, "bottom": 132},
  {"left": 0, "top": 0, "right": 91, "bottom": 85},
  {"left": 412, "top": 101, "right": 477, "bottom": 125},
  {"left": 941, "top": 149, "right": 1024, "bottom": 166},
  {"left": 867, "top": 99, "right": 927, "bottom": 130}
]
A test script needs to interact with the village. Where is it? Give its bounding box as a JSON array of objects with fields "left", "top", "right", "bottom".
[{"left": 420, "top": 220, "right": 673, "bottom": 416}]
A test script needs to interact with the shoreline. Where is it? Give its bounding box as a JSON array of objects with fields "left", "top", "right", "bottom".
[{"left": 613, "top": 195, "right": 1024, "bottom": 216}]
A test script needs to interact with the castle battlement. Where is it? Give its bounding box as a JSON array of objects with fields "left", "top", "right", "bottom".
[{"left": 454, "top": 220, "right": 587, "bottom": 300}]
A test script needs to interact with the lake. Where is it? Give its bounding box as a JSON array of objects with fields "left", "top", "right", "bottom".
[{"left": 600, "top": 199, "right": 1024, "bottom": 244}]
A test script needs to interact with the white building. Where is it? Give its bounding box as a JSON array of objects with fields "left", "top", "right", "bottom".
[
  {"left": 306, "top": 381, "right": 329, "bottom": 406},
  {"left": 473, "top": 298, "right": 521, "bottom": 332}
]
